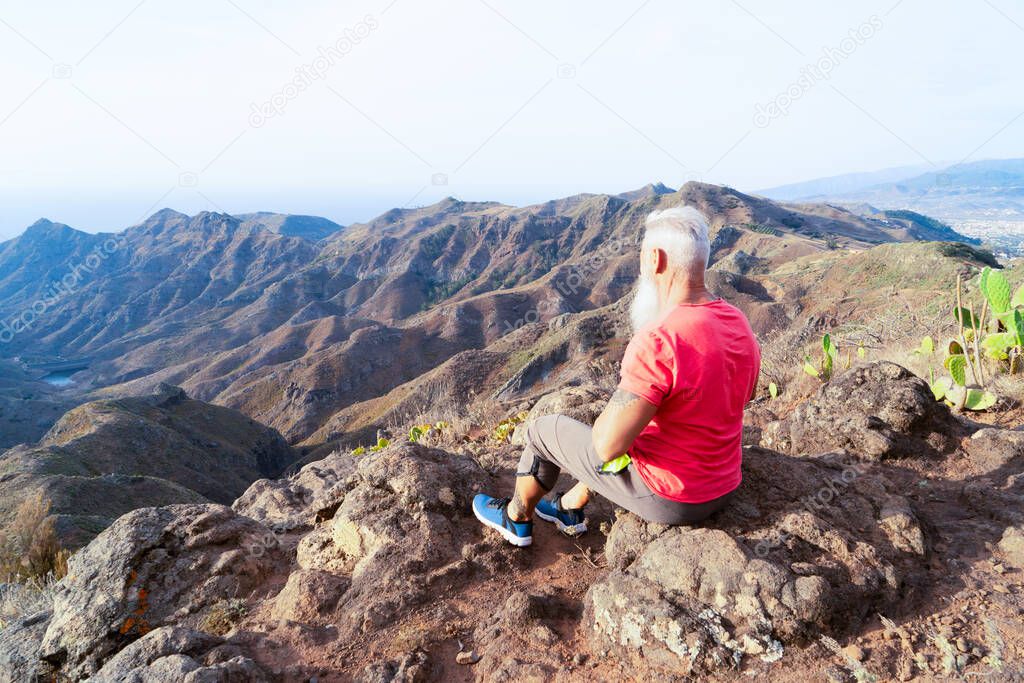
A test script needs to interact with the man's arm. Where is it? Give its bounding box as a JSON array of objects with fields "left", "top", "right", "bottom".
[{"left": 591, "top": 389, "right": 659, "bottom": 462}]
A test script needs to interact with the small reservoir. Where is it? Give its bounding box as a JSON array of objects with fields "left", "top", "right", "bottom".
[{"left": 42, "top": 369, "right": 78, "bottom": 387}]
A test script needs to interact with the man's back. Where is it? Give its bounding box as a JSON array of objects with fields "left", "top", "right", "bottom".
[{"left": 618, "top": 299, "right": 761, "bottom": 503}]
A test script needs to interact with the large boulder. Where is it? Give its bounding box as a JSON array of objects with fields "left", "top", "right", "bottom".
[
  {"left": 0, "top": 610, "right": 55, "bottom": 683},
  {"left": 38, "top": 504, "right": 284, "bottom": 679},
  {"left": 760, "top": 362, "right": 963, "bottom": 459},
  {"left": 271, "top": 569, "right": 349, "bottom": 623},
  {"left": 584, "top": 446, "right": 929, "bottom": 678},
  {"left": 88, "top": 626, "right": 266, "bottom": 683},
  {"left": 109, "top": 653, "right": 266, "bottom": 683},
  {"left": 233, "top": 449, "right": 358, "bottom": 530},
  {"left": 291, "top": 443, "right": 490, "bottom": 637}
]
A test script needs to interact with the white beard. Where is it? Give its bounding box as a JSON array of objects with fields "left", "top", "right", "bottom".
[{"left": 629, "top": 276, "right": 661, "bottom": 332}]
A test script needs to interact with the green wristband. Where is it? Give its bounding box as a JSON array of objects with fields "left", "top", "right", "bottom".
[{"left": 598, "top": 453, "right": 632, "bottom": 474}]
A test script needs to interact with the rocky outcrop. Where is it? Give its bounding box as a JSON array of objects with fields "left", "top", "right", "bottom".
[
  {"left": 5, "top": 367, "right": 1023, "bottom": 681},
  {"left": 89, "top": 626, "right": 266, "bottom": 682},
  {"left": 584, "top": 446, "right": 929, "bottom": 678},
  {"left": 38, "top": 504, "right": 284, "bottom": 679},
  {"left": 293, "top": 443, "right": 490, "bottom": 637},
  {"left": 233, "top": 449, "right": 357, "bottom": 531},
  {"left": 760, "top": 362, "right": 964, "bottom": 459},
  {"left": 0, "top": 610, "right": 54, "bottom": 683}
]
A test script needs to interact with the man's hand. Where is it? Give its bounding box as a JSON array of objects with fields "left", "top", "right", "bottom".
[{"left": 591, "top": 389, "right": 659, "bottom": 462}]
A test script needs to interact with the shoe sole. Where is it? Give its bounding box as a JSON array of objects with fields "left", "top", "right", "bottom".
[
  {"left": 535, "top": 509, "right": 588, "bottom": 537},
  {"left": 473, "top": 505, "right": 532, "bottom": 547}
]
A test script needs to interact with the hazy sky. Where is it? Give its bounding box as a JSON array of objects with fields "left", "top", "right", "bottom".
[{"left": 1, "top": 0, "right": 1022, "bottom": 238}]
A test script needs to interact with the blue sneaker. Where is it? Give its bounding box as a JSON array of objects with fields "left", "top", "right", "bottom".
[
  {"left": 472, "top": 494, "right": 533, "bottom": 547},
  {"left": 535, "top": 493, "right": 587, "bottom": 537}
]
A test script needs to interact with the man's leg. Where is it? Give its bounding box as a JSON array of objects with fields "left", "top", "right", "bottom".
[
  {"left": 474, "top": 414, "right": 703, "bottom": 545},
  {"left": 472, "top": 414, "right": 580, "bottom": 545},
  {"left": 559, "top": 481, "right": 591, "bottom": 510},
  {"left": 507, "top": 472, "right": 546, "bottom": 521},
  {"left": 508, "top": 415, "right": 609, "bottom": 536},
  {"left": 499, "top": 414, "right": 568, "bottom": 521},
  {"left": 512, "top": 415, "right": 702, "bottom": 526},
  {"left": 508, "top": 473, "right": 590, "bottom": 521}
]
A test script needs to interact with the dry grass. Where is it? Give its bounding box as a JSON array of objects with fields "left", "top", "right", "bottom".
[
  {"left": 0, "top": 493, "right": 70, "bottom": 584},
  {"left": 378, "top": 373, "right": 530, "bottom": 452},
  {"left": 0, "top": 574, "right": 58, "bottom": 628},
  {"left": 986, "top": 373, "right": 1024, "bottom": 404},
  {"left": 759, "top": 324, "right": 816, "bottom": 390},
  {"left": 0, "top": 494, "right": 68, "bottom": 629}
]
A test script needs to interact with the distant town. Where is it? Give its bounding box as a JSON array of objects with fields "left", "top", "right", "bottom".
[{"left": 950, "top": 218, "right": 1024, "bottom": 260}]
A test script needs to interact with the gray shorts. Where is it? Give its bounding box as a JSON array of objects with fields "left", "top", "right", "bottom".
[{"left": 516, "top": 415, "right": 734, "bottom": 525}]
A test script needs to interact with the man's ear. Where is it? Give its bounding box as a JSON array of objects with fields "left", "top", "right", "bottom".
[{"left": 653, "top": 247, "right": 668, "bottom": 275}]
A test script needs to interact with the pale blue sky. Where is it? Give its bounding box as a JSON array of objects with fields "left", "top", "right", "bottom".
[{"left": 1, "top": 0, "right": 1022, "bottom": 238}]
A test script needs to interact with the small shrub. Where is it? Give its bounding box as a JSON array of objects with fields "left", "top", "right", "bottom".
[
  {"left": 199, "top": 598, "right": 247, "bottom": 636},
  {"left": 408, "top": 421, "right": 451, "bottom": 444},
  {"left": 803, "top": 334, "right": 838, "bottom": 382},
  {"left": 0, "top": 493, "right": 70, "bottom": 583}
]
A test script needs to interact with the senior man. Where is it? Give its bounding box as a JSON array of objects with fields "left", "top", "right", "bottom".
[{"left": 473, "top": 206, "right": 761, "bottom": 546}]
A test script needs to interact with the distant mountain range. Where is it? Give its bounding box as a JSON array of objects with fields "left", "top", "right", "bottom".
[
  {"left": 756, "top": 163, "right": 938, "bottom": 201},
  {"left": 758, "top": 158, "right": 1024, "bottom": 223},
  {"left": 0, "top": 183, "right": 975, "bottom": 451}
]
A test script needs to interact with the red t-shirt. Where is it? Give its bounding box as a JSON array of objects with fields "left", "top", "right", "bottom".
[{"left": 618, "top": 300, "right": 760, "bottom": 503}]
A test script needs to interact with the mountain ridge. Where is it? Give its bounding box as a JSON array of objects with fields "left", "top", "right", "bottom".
[{"left": 0, "top": 182, "right": 979, "bottom": 446}]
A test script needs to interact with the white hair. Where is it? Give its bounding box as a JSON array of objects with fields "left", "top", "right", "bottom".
[{"left": 642, "top": 206, "right": 710, "bottom": 272}]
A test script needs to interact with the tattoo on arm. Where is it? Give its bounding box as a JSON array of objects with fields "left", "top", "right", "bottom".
[{"left": 607, "top": 389, "right": 641, "bottom": 412}]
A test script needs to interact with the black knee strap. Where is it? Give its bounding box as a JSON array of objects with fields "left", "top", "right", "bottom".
[{"left": 516, "top": 454, "right": 559, "bottom": 491}]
